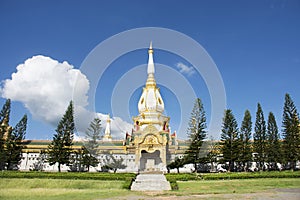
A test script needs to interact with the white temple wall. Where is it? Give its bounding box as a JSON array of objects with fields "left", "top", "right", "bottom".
[{"left": 18, "top": 152, "right": 142, "bottom": 172}]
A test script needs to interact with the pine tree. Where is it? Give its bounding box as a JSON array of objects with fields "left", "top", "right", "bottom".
[
  {"left": 282, "top": 93, "right": 300, "bottom": 170},
  {"left": 253, "top": 103, "right": 267, "bottom": 171},
  {"left": 83, "top": 117, "right": 102, "bottom": 171},
  {"left": 0, "top": 99, "right": 11, "bottom": 124},
  {"left": 239, "top": 110, "right": 252, "bottom": 171},
  {"left": 6, "top": 114, "right": 27, "bottom": 170},
  {"left": 81, "top": 146, "right": 99, "bottom": 172},
  {"left": 85, "top": 117, "right": 102, "bottom": 156},
  {"left": 47, "top": 101, "right": 74, "bottom": 172},
  {"left": 0, "top": 99, "right": 11, "bottom": 170},
  {"left": 206, "top": 137, "right": 219, "bottom": 172},
  {"left": 266, "top": 112, "right": 281, "bottom": 170},
  {"left": 220, "top": 109, "right": 239, "bottom": 172},
  {"left": 185, "top": 98, "right": 207, "bottom": 171}
]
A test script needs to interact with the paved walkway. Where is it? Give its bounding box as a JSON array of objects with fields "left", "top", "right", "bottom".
[{"left": 131, "top": 173, "right": 171, "bottom": 191}]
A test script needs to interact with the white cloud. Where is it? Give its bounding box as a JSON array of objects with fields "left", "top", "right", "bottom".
[
  {"left": 176, "top": 62, "right": 196, "bottom": 76},
  {"left": 1, "top": 55, "right": 86, "bottom": 124},
  {"left": 1, "top": 55, "right": 132, "bottom": 139},
  {"left": 111, "top": 116, "right": 133, "bottom": 137}
]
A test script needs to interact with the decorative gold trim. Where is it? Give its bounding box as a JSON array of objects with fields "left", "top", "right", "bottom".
[{"left": 148, "top": 49, "right": 153, "bottom": 54}]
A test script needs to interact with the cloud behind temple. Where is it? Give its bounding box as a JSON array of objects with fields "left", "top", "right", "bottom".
[{"left": 0, "top": 55, "right": 132, "bottom": 139}]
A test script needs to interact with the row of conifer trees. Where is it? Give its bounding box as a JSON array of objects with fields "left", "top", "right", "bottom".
[
  {"left": 0, "top": 100, "right": 124, "bottom": 172},
  {"left": 177, "top": 93, "right": 300, "bottom": 172}
]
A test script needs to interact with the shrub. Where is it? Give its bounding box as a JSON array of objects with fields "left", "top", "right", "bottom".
[
  {"left": 122, "top": 177, "right": 135, "bottom": 190},
  {"left": 165, "top": 173, "right": 198, "bottom": 181},
  {"left": 0, "top": 171, "right": 136, "bottom": 181},
  {"left": 199, "top": 171, "right": 300, "bottom": 180},
  {"left": 166, "top": 177, "right": 179, "bottom": 190},
  {"left": 169, "top": 181, "right": 179, "bottom": 190}
]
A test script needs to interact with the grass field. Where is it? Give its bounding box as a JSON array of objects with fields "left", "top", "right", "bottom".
[
  {"left": 174, "top": 178, "right": 300, "bottom": 195},
  {"left": 1, "top": 177, "right": 300, "bottom": 200},
  {"left": 0, "top": 178, "right": 133, "bottom": 200}
]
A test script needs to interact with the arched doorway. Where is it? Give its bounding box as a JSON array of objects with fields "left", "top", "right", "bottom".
[{"left": 140, "top": 150, "right": 162, "bottom": 171}]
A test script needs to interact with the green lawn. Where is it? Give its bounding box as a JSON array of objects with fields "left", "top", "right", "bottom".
[
  {"left": 173, "top": 178, "right": 300, "bottom": 195},
  {"left": 0, "top": 178, "right": 133, "bottom": 200},
  {"left": 0, "top": 177, "right": 299, "bottom": 200}
]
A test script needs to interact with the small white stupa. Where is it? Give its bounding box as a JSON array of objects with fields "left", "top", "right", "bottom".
[{"left": 102, "top": 114, "right": 112, "bottom": 141}]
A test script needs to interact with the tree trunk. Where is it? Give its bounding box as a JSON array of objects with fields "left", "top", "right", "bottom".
[
  {"left": 291, "top": 161, "right": 295, "bottom": 171},
  {"left": 244, "top": 161, "right": 250, "bottom": 172},
  {"left": 58, "top": 163, "right": 61, "bottom": 172},
  {"left": 7, "top": 161, "right": 11, "bottom": 170},
  {"left": 258, "top": 161, "right": 262, "bottom": 171},
  {"left": 7, "top": 151, "right": 12, "bottom": 170},
  {"left": 211, "top": 162, "right": 215, "bottom": 172},
  {"left": 228, "top": 161, "right": 233, "bottom": 172},
  {"left": 177, "top": 167, "right": 180, "bottom": 173}
]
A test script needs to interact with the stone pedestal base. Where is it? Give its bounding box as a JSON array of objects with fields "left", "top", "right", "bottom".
[{"left": 131, "top": 173, "right": 171, "bottom": 191}]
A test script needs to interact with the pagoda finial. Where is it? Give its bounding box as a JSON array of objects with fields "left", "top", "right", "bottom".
[{"left": 147, "top": 41, "right": 155, "bottom": 74}]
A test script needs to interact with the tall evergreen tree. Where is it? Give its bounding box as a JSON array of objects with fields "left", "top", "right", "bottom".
[
  {"left": 85, "top": 117, "right": 102, "bottom": 156},
  {"left": 6, "top": 115, "right": 27, "bottom": 170},
  {"left": 81, "top": 146, "right": 99, "bottom": 172},
  {"left": 0, "top": 99, "right": 11, "bottom": 124},
  {"left": 253, "top": 103, "right": 267, "bottom": 171},
  {"left": 220, "top": 109, "right": 239, "bottom": 172},
  {"left": 185, "top": 98, "right": 207, "bottom": 171},
  {"left": 81, "top": 117, "right": 102, "bottom": 171},
  {"left": 239, "top": 110, "right": 252, "bottom": 171},
  {"left": 282, "top": 93, "right": 300, "bottom": 170},
  {"left": 47, "top": 101, "right": 75, "bottom": 172},
  {"left": 266, "top": 112, "right": 281, "bottom": 170},
  {"left": 206, "top": 137, "right": 219, "bottom": 172},
  {"left": 0, "top": 99, "right": 11, "bottom": 170}
]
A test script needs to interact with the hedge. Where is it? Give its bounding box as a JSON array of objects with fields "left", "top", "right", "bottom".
[
  {"left": 0, "top": 171, "right": 136, "bottom": 181},
  {"left": 200, "top": 171, "right": 300, "bottom": 180},
  {"left": 165, "top": 171, "right": 300, "bottom": 190}
]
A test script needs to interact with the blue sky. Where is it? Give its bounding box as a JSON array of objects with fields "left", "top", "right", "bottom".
[{"left": 0, "top": 0, "right": 299, "bottom": 140}]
